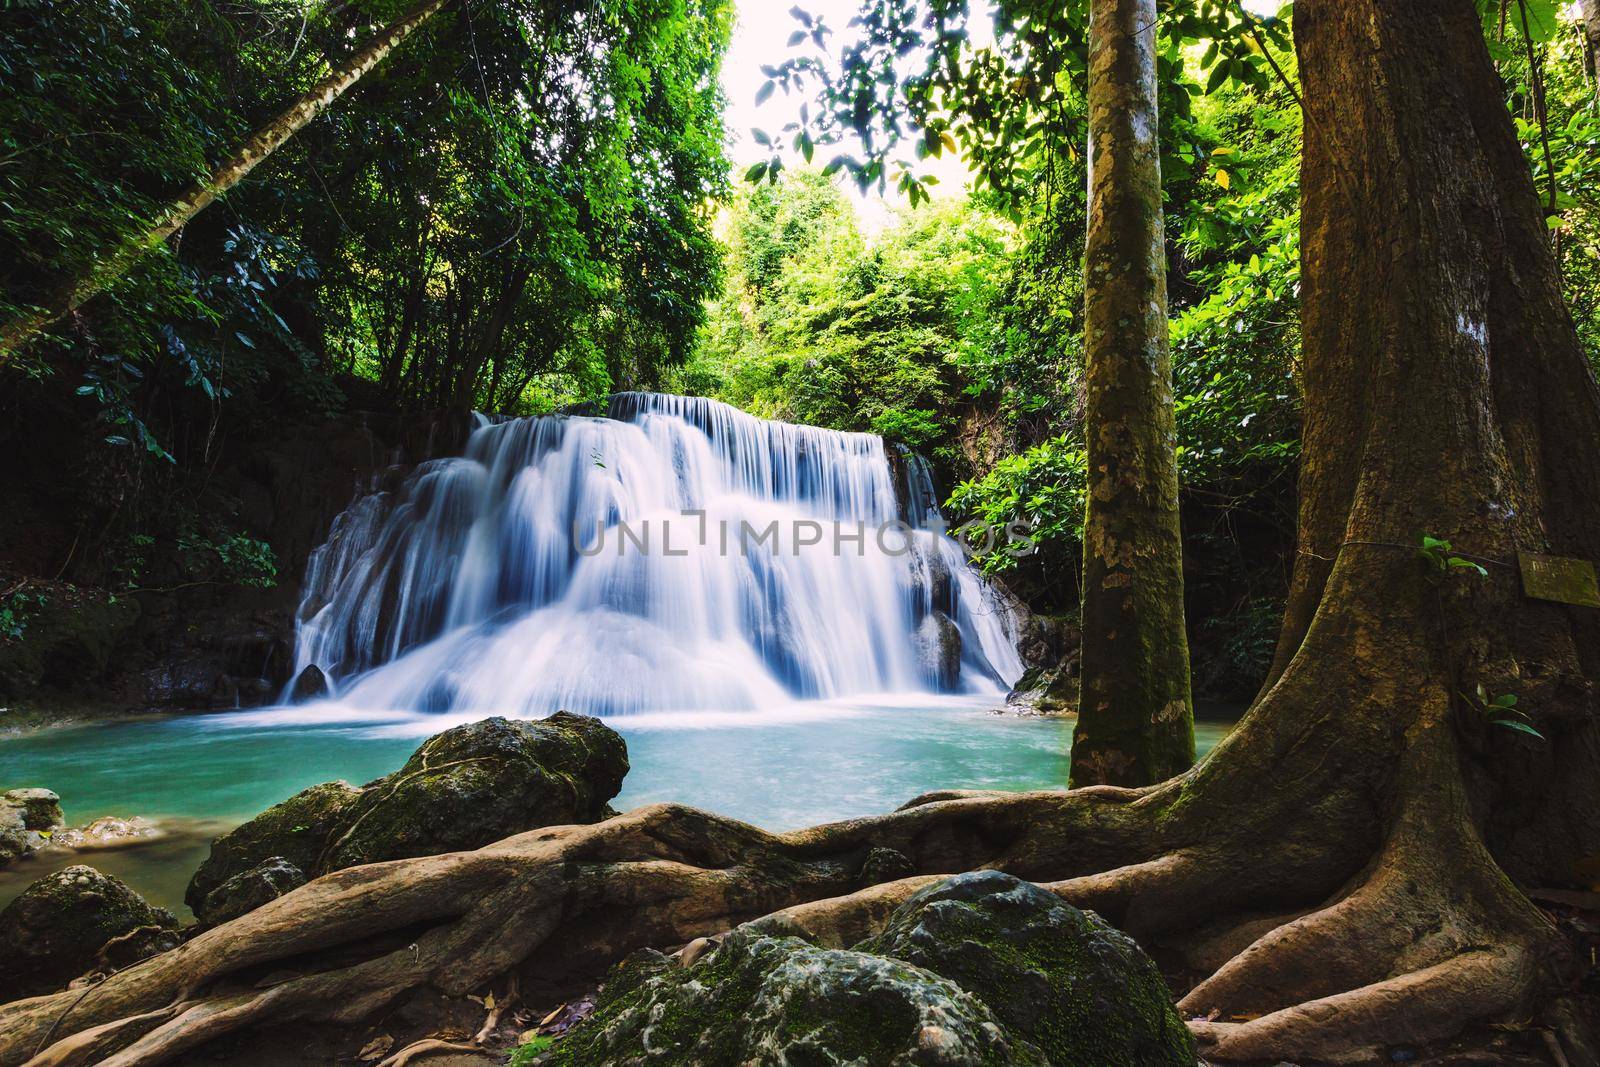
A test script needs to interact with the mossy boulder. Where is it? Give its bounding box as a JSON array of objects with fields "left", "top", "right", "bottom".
[
  {"left": 325, "top": 711, "right": 627, "bottom": 869},
  {"left": 860, "top": 870, "right": 1195, "bottom": 1066},
  {"left": 0, "top": 787, "right": 64, "bottom": 865},
  {"left": 200, "top": 856, "right": 307, "bottom": 925},
  {"left": 543, "top": 871, "right": 1193, "bottom": 1067},
  {"left": 0, "top": 865, "right": 179, "bottom": 1002},
  {"left": 185, "top": 779, "right": 360, "bottom": 916},
  {"left": 186, "top": 713, "right": 628, "bottom": 922},
  {"left": 544, "top": 928, "right": 1046, "bottom": 1066}
]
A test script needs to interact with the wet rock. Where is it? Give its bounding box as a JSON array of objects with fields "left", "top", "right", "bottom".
[
  {"left": 1006, "top": 612, "right": 1081, "bottom": 713},
  {"left": 1013, "top": 611, "right": 1078, "bottom": 670},
  {"left": 324, "top": 711, "right": 628, "bottom": 869},
  {"left": 915, "top": 611, "right": 963, "bottom": 690},
  {"left": 201, "top": 857, "right": 307, "bottom": 925},
  {"left": 185, "top": 779, "right": 362, "bottom": 919},
  {"left": 0, "top": 787, "right": 64, "bottom": 865},
  {"left": 861, "top": 870, "right": 1195, "bottom": 1066},
  {"left": 1006, "top": 663, "right": 1079, "bottom": 714},
  {"left": 0, "top": 865, "right": 179, "bottom": 1001},
  {"left": 546, "top": 928, "right": 1046, "bottom": 1066},
  {"left": 186, "top": 713, "right": 628, "bottom": 922},
  {"left": 859, "top": 845, "right": 917, "bottom": 886},
  {"left": 50, "top": 815, "right": 162, "bottom": 851},
  {"left": 288, "top": 663, "right": 329, "bottom": 702}
]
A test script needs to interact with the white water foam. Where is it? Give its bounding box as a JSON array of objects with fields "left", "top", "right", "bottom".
[{"left": 283, "top": 393, "right": 1022, "bottom": 722}]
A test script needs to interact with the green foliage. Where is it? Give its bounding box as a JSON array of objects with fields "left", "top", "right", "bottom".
[
  {"left": 0, "top": 590, "right": 47, "bottom": 642},
  {"left": 677, "top": 173, "right": 1013, "bottom": 459},
  {"left": 1463, "top": 684, "right": 1545, "bottom": 741},
  {"left": 185, "top": 533, "right": 278, "bottom": 590},
  {"left": 2, "top": 0, "right": 734, "bottom": 432},
  {"left": 749, "top": 0, "right": 1290, "bottom": 217},
  {"left": 1418, "top": 535, "right": 1489, "bottom": 579},
  {"left": 946, "top": 436, "right": 1085, "bottom": 580},
  {"left": 1, "top": 0, "right": 733, "bottom": 602},
  {"left": 510, "top": 1034, "right": 558, "bottom": 1065}
]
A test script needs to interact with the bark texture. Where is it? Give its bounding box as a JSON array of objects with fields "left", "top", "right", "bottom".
[
  {"left": 2, "top": 2, "right": 1598, "bottom": 1064},
  {"left": 0, "top": 0, "right": 449, "bottom": 363},
  {"left": 1072, "top": 0, "right": 1196, "bottom": 789},
  {"left": 1584, "top": 0, "right": 1600, "bottom": 106}
]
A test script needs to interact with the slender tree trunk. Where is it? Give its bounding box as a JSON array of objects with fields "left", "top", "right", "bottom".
[
  {"left": 0, "top": 0, "right": 448, "bottom": 363},
  {"left": 1070, "top": 0, "right": 1195, "bottom": 787},
  {"left": 1583, "top": 0, "right": 1600, "bottom": 107}
]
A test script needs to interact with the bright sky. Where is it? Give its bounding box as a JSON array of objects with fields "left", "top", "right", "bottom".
[
  {"left": 721, "top": 0, "right": 982, "bottom": 231},
  {"left": 720, "top": 0, "right": 1284, "bottom": 230}
]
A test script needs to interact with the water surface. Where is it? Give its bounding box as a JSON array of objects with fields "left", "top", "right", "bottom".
[{"left": 0, "top": 699, "right": 1233, "bottom": 914}]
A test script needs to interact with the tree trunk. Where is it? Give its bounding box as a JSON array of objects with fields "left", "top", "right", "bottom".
[
  {"left": 4, "top": 3, "right": 1599, "bottom": 1065},
  {"left": 0, "top": 0, "right": 449, "bottom": 364},
  {"left": 1583, "top": 0, "right": 1600, "bottom": 107},
  {"left": 1070, "top": 0, "right": 1195, "bottom": 788}
]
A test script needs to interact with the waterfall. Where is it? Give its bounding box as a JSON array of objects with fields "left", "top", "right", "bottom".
[{"left": 290, "top": 393, "right": 1021, "bottom": 718}]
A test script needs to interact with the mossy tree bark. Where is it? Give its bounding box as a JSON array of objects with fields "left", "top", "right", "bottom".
[
  {"left": 4, "top": 2, "right": 1600, "bottom": 1064},
  {"left": 0, "top": 0, "right": 449, "bottom": 364},
  {"left": 1071, "top": 0, "right": 1196, "bottom": 788},
  {"left": 1584, "top": 0, "right": 1600, "bottom": 106}
]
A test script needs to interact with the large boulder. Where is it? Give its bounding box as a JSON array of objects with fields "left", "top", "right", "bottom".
[
  {"left": 0, "top": 865, "right": 179, "bottom": 1001},
  {"left": 185, "top": 780, "right": 361, "bottom": 914},
  {"left": 542, "top": 871, "right": 1194, "bottom": 1067},
  {"left": 0, "top": 787, "right": 64, "bottom": 865},
  {"left": 861, "top": 870, "right": 1195, "bottom": 1066},
  {"left": 186, "top": 713, "right": 628, "bottom": 922},
  {"left": 545, "top": 929, "right": 1047, "bottom": 1066}
]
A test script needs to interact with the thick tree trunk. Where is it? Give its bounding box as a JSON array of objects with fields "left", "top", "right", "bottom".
[
  {"left": 3, "top": 3, "right": 1599, "bottom": 1065},
  {"left": 0, "top": 0, "right": 448, "bottom": 364},
  {"left": 1071, "top": 0, "right": 1195, "bottom": 788}
]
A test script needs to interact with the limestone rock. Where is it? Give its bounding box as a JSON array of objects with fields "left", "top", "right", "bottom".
[
  {"left": 545, "top": 928, "right": 1046, "bottom": 1066},
  {"left": 1006, "top": 612, "right": 1081, "bottom": 713},
  {"left": 288, "top": 663, "right": 330, "bottom": 702},
  {"left": 186, "top": 713, "right": 628, "bottom": 923},
  {"left": 861, "top": 870, "right": 1195, "bottom": 1066},
  {"left": 0, "top": 787, "right": 64, "bottom": 865},
  {"left": 50, "top": 814, "right": 162, "bottom": 851},
  {"left": 0, "top": 865, "right": 178, "bottom": 1002},
  {"left": 201, "top": 856, "right": 307, "bottom": 925}
]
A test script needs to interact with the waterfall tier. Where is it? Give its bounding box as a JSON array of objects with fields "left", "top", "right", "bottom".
[{"left": 292, "top": 393, "right": 1022, "bottom": 717}]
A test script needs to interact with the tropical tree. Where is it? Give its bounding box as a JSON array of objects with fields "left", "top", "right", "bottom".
[
  {"left": 1071, "top": 0, "right": 1194, "bottom": 787},
  {"left": 0, "top": 0, "right": 448, "bottom": 362}
]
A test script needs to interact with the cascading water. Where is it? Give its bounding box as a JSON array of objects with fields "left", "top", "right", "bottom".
[{"left": 290, "top": 393, "right": 1022, "bottom": 719}]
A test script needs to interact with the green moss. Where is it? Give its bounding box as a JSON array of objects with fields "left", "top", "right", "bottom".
[
  {"left": 548, "top": 930, "right": 1039, "bottom": 1066},
  {"left": 861, "top": 871, "right": 1194, "bottom": 1067}
]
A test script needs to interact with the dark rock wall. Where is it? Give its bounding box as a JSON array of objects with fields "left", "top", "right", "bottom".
[{"left": 0, "top": 402, "right": 476, "bottom": 720}]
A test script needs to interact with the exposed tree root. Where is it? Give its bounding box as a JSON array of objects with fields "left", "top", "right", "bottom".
[
  {"left": 0, "top": 690, "right": 1571, "bottom": 1067},
  {"left": 374, "top": 1039, "right": 487, "bottom": 1067}
]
